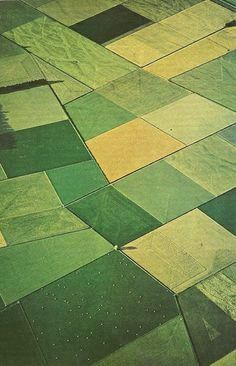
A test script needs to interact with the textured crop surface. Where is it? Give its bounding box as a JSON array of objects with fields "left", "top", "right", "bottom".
[{"left": 0, "top": 1, "right": 235, "bottom": 365}]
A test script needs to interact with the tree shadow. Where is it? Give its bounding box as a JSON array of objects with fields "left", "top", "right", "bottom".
[
  {"left": 0, "top": 104, "right": 16, "bottom": 150},
  {"left": 0, "top": 79, "right": 62, "bottom": 94},
  {"left": 224, "top": 20, "right": 236, "bottom": 28}
]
